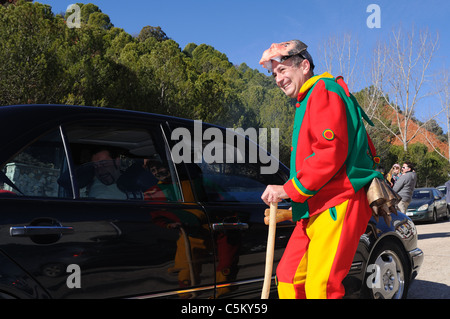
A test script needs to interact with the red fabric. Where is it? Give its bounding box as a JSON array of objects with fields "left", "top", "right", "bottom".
[{"left": 284, "top": 80, "right": 354, "bottom": 216}]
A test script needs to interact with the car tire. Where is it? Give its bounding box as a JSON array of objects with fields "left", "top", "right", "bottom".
[{"left": 362, "top": 241, "right": 410, "bottom": 299}]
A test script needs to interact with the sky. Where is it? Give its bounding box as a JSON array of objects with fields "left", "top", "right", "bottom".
[{"left": 34, "top": 0, "right": 449, "bottom": 125}]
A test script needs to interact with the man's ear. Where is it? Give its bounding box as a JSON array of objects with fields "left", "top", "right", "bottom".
[{"left": 301, "top": 59, "right": 311, "bottom": 75}]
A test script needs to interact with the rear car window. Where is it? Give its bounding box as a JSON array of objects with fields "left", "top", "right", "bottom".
[{"left": 0, "top": 129, "right": 70, "bottom": 198}]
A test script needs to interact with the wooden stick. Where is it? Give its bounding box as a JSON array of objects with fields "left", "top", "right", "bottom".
[{"left": 261, "top": 202, "right": 277, "bottom": 299}]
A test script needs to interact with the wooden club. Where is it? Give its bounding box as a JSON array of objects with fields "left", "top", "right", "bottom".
[{"left": 261, "top": 201, "right": 277, "bottom": 299}]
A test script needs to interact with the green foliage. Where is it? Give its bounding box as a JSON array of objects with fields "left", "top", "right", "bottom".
[{"left": 137, "top": 26, "right": 169, "bottom": 42}]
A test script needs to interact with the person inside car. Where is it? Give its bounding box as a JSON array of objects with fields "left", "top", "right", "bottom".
[
  {"left": 84, "top": 147, "right": 127, "bottom": 200},
  {"left": 143, "top": 159, "right": 177, "bottom": 201}
]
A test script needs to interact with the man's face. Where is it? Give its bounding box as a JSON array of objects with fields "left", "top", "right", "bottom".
[
  {"left": 272, "top": 59, "right": 309, "bottom": 98},
  {"left": 401, "top": 164, "right": 411, "bottom": 174},
  {"left": 149, "top": 165, "right": 171, "bottom": 183},
  {"left": 91, "top": 150, "right": 120, "bottom": 185}
]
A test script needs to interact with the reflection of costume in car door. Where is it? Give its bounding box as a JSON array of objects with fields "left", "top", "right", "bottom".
[
  {"left": 144, "top": 182, "right": 177, "bottom": 201},
  {"left": 184, "top": 164, "right": 240, "bottom": 297},
  {"left": 146, "top": 179, "right": 209, "bottom": 296},
  {"left": 278, "top": 73, "right": 382, "bottom": 299}
]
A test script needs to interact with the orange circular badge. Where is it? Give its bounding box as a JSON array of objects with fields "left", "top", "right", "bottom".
[{"left": 322, "top": 129, "right": 335, "bottom": 141}]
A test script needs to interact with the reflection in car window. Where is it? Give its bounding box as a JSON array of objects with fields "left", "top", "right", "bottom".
[
  {"left": 65, "top": 124, "right": 182, "bottom": 202},
  {"left": 0, "top": 129, "right": 70, "bottom": 198},
  {"left": 196, "top": 161, "right": 284, "bottom": 202},
  {"left": 180, "top": 127, "right": 287, "bottom": 203}
]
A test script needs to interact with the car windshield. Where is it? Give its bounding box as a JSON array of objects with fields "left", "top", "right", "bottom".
[{"left": 413, "top": 190, "right": 432, "bottom": 199}]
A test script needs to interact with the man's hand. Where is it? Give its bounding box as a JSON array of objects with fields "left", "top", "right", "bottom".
[{"left": 261, "top": 185, "right": 289, "bottom": 206}]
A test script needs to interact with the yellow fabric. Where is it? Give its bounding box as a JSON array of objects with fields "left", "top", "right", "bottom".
[
  {"left": 299, "top": 72, "right": 333, "bottom": 95},
  {"left": 291, "top": 179, "right": 313, "bottom": 198},
  {"left": 277, "top": 281, "right": 298, "bottom": 299},
  {"left": 278, "top": 198, "right": 348, "bottom": 298},
  {"left": 305, "top": 200, "right": 347, "bottom": 298}
]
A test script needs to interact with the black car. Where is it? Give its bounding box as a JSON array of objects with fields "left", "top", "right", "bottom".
[
  {"left": 406, "top": 188, "right": 450, "bottom": 223},
  {"left": 0, "top": 105, "right": 422, "bottom": 299}
]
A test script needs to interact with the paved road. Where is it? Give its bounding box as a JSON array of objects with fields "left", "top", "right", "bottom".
[{"left": 407, "top": 219, "right": 450, "bottom": 299}]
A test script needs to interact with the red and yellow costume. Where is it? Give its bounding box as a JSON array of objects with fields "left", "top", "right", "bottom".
[{"left": 275, "top": 72, "right": 382, "bottom": 298}]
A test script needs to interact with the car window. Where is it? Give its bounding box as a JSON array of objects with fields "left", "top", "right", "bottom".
[
  {"left": 0, "top": 129, "right": 71, "bottom": 198},
  {"left": 64, "top": 123, "right": 182, "bottom": 202},
  {"left": 413, "top": 190, "right": 431, "bottom": 199},
  {"left": 196, "top": 161, "right": 286, "bottom": 202},
  {"left": 171, "top": 124, "right": 288, "bottom": 203},
  {"left": 432, "top": 189, "right": 442, "bottom": 198}
]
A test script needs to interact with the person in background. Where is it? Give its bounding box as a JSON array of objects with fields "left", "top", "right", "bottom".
[
  {"left": 386, "top": 163, "right": 401, "bottom": 187},
  {"left": 393, "top": 161, "right": 417, "bottom": 213}
]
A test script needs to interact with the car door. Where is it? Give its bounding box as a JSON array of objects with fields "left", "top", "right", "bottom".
[
  {"left": 166, "top": 120, "right": 294, "bottom": 298},
  {"left": 0, "top": 117, "right": 215, "bottom": 299},
  {"left": 433, "top": 189, "right": 447, "bottom": 217}
]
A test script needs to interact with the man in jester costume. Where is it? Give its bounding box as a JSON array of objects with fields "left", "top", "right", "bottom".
[{"left": 260, "top": 40, "right": 383, "bottom": 299}]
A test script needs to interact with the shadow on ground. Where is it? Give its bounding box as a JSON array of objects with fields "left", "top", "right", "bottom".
[{"left": 408, "top": 279, "right": 450, "bottom": 299}]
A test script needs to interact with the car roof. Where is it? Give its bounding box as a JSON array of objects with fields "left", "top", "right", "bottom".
[
  {"left": 0, "top": 104, "right": 200, "bottom": 164},
  {"left": 0, "top": 104, "right": 190, "bottom": 129},
  {"left": 0, "top": 104, "right": 280, "bottom": 169}
]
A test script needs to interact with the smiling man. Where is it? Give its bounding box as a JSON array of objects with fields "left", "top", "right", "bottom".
[{"left": 260, "top": 40, "right": 382, "bottom": 299}]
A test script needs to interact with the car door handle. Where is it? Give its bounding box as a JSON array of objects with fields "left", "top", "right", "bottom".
[
  {"left": 10, "top": 226, "right": 74, "bottom": 237},
  {"left": 212, "top": 222, "right": 249, "bottom": 231}
]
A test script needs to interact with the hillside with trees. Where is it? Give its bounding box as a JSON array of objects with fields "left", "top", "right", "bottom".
[{"left": 1, "top": 1, "right": 449, "bottom": 186}]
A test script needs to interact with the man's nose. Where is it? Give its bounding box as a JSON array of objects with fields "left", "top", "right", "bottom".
[{"left": 275, "top": 74, "right": 283, "bottom": 87}]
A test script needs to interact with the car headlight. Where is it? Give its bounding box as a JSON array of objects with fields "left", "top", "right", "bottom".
[{"left": 417, "top": 204, "right": 429, "bottom": 211}]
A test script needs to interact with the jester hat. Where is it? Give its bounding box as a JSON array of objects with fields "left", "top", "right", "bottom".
[{"left": 259, "top": 39, "right": 314, "bottom": 72}]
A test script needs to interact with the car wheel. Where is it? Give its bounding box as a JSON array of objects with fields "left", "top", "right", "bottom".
[{"left": 363, "top": 241, "right": 410, "bottom": 299}]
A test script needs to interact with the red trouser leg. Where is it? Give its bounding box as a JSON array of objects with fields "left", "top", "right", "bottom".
[{"left": 276, "top": 188, "right": 372, "bottom": 299}]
